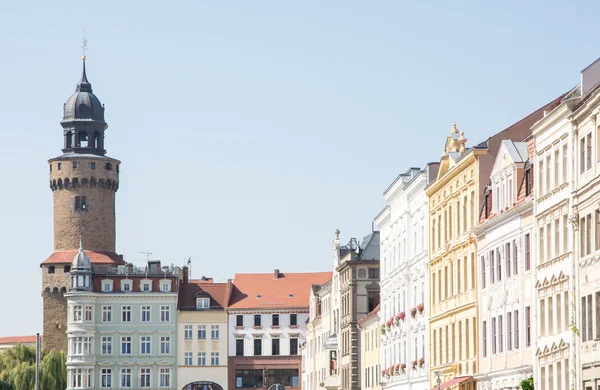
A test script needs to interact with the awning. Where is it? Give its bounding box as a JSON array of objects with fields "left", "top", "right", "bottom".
[{"left": 431, "top": 376, "right": 473, "bottom": 390}]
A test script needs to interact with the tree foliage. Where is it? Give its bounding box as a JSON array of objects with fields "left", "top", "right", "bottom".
[
  {"left": 0, "top": 344, "right": 66, "bottom": 390},
  {"left": 520, "top": 376, "right": 534, "bottom": 390}
]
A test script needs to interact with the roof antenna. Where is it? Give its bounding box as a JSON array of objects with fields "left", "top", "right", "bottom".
[
  {"left": 139, "top": 251, "right": 153, "bottom": 262},
  {"left": 187, "top": 257, "right": 192, "bottom": 280}
]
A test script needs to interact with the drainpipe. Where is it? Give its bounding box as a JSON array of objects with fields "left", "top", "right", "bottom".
[{"left": 570, "top": 121, "right": 578, "bottom": 390}]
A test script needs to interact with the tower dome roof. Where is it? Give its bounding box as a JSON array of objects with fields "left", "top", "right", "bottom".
[
  {"left": 72, "top": 241, "right": 91, "bottom": 270},
  {"left": 62, "top": 58, "right": 105, "bottom": 123}
]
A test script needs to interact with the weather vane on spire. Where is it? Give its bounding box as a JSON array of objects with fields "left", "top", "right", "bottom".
[{"left": 81, "top": 31, "right": 88, "bottom": 60}]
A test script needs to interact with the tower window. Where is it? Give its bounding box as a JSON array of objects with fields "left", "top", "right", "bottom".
[
  {"left": 64, "top": 265, "right": 71, "bottom": 272},
  {"left": 89, "top": 162, "right": 96, "bottom": 169},
  {"left": 74, "top": 196, "right": 87, "bottom": 211},
  {"left": 73, "top": 161, "right": 79, "bottom": 169},
  {"left": 57, "top": 163, "right": 62, "bottom": 170},
  {"left": 105, "top": 163, "right": 113, "bottom": 171},
  {"left": 49, "top": 164, "right": 52, "bottom": 172},
  {"left": 48, "top": 266, "right": 55, "bottom": 274}
]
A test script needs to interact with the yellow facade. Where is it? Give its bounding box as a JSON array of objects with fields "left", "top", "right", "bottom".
[
  {"left": 426, "top": 125, "right": 481, "bottom": 388},
  {"left": 359, "top": 310, "right": 381, "bottom": 390}
]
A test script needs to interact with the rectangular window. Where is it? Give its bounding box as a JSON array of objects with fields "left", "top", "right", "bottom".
[
  {"left": 506, "top": 242, "right": 511, "bottom": 278},
  {"left": 548, "top": 296, "right": 554, "bottom": 334},
  {"left": 254, "top": 314, "right": 262, "bottom": 327},
  {"left": 142, "top": 282, "right": 150, "bottom": 292},
  {"left": 452, "top": 323, "right": 456, "bottom": 362},
  {"left": 184, "top": 352, "right": 192, "bottom": 366},
  {"left": 160, "top": 305, "right": 170, "bottom": 322},
  {"left": 507, "top": 312, "right": 512, "bottom": 351},
  {"left": 140, "top": 336, "right": 151, "bottom": 354},
  {"left": 498, "top": 314, "right": 504, "bottom": 353},
  {"left": 159, "top": 368, "right": 170, "bottom": 388},
  {"left": 73, "top": 305, "right": 82, "bottom": 322},
  {"left": 563, "top": 215, "right": 569, "bottom": 254},
  {"left": 254, "top": 339, "right": 262, "bottom": 356},
  {"left": 539, "top": 159, "right": 545, "bottom": 195},
  {"left": 587, "top": 133, "right": 592, "bottom": 170},
  {"left": 196, "top": 297, "right": 210, "bottom": 309},
  {"left": 525, "top": 234, "right": 531, "bottom": 270},
  {"left": 140, "top": 368, "right": 151, "bottom": 388},
  {"left": 211, "top": 325, "right": 220, "bottom": 339},
  {"left": 101, "top": 336, "right": 112, "bottom": 355},
  {"left": 121, "top": 336, "right": 131, "bottom": 355},
  {"left": 368, "top": 268, "right": 379, "bottom": 278},
  {"left": 102, "top": 306, "right": 112, "bottom": 323},
  {"left": 121, "top": 368, "right": 131, "bottom": 388},
  {"left": 272, "top": 338, "right": 281, "bottom": 355},
  {"left": 562, "top": 143, "right": 568, "bottom": 183},
  {"left": 540, "top": 299, "right": 546, "bottom": 337},
  {"left": 514, "top": 309, "right": 520, "bottom": 349},
  {"left": 554, "top": 150, "right": 559, "bottom": 189},
  {"left": 272, "top": 314, "right": 280, "bottom": 327},
  {"left": 236, "top": 315, "right": 244, "bottom": 327},
  {"left": 596, "top": 210, "right": 600, "bottom": 251},
  {"left": 513, "top": 239, "right": 518, "bottom": 275},
  {"left": 121, "top": 306, "right": 131, "bottom": 323},
  {"left": 587, "top": 214, "right": 592, "bottom": 255},
  {"left": 197, "top": 352, "right": 206, "bottom": 366},
  {"left": 492, "top": 317, "right": 497, "bottom": 354},
  {"left": 141, "top": 306, "right": 151, "bottom": 322},
  {"left": 581, "top": 137, "right": 586, "bottom": 173},
  {"left": 444, "top": 266, "right": 448, "bottom": 299},
  {"left": 546, "top": 223, "right": 551, "bottom": 261},
  {"left": 596, "top": 292, "right": 600, "bottom": 340},
  {"left": 482, "top": 320, "right": 487, "bottom": 357},
  {"left": 555, "top": 218, "right": 560, "bottom": 257},
  {"left": 236, "top": 339, "right": 244, "bottom": 356},
  {"left": 211, "top": 352, "right": 219, "bottom": 366},
  {"left": 89, "top": 161, "right": 96, "bottom": 169},
  {"left": 557, "top": 294, "right": 562, "bottom": 333},
  {"left": 466, "top": 318, "right": 470, "bottom": 358},
  {"left": 84, "top": 305, "right": 93, "bottom": 322},
  {"left": 471, "top": 253, "right": 476, "bottom": 290},
  {"left": 564, "top": 291, "right": 569, "bottom": 331},
  {"left": 540, "top": 226, "right": 545, "bottom": 262},
  {"left": 490, "top": 251, "right": 495, "bottom": 283},
  {"left": 160, "top": 336, "right": 170, "bottom": 354},
  {"left": 74, "top": 196, "right": 87, "bottom": 211},
  {"left": 101, "top": 369, "right": 112, "bottom": 388},
  {"left": 497, "top": 248, "right": 502, "bottom": 282},
  {"left": 184, "top": 325, "right": 193, "bottom": 339},
  {"left": 525, "top": 306, "right": 531, "bottom": 346},
  {"left": 458, "top": 258, "right": 462, "bottom": 292},
  {"left": 290, "top": 338, "right": 299, "bottom": 355},
  {"left": 197, "top": 325, "right": 206, "bottom": 339}
]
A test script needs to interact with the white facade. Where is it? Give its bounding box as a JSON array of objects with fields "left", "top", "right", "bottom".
[
  {"left": 474, "top": 141, "right": 534, "bottom": 389},
  {"left": 376, "top": 167, "right": 432, "bottom": 390},
  {"left": 531, "top": 91, "right": 577, "bottom": 390}
]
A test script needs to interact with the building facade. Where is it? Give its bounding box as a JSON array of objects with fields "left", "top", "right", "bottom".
[
  {"left": 65, "top": 249, "right": 181, "bottom": 389},
  {"left": 41, "top": 56, "right": 124, "bottom": 352},
  {"left": 177, "top": 276, "right": 232, "bottom": 390},
  {"left": 227, "top": 270, "right": 331, "bottom": 390},
  {"left": 359, "top": 305, "right": 381, "bottom": 390},
  {"left": 473, "top": 140, "right": 535, "bottom": 389},
  {"left": 376, "top": 166, "right": 437, "bottom": 390}
]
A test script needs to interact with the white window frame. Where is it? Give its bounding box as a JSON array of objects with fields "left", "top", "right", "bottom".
[
  {"left": 102, "top": 306, "right": 112, "bottom": 323},
  {"left": 121, "top": 306, "right": 131, "bottom": 323},
  {"left": 121, "top": 336, "right": 132, "bottom": 355},
  {"left": 140, "top": 336, "right": 151, "bottom": 355},
  {"left": 73, "top": 305, "right": 83, "bottom": 322},
  {"left": 159, "top": 367, "right": 171, "bottom": 388},
  {"left": 141, "top": 306, "right": 151, "bottom": 322},
  {"left": 184, "top": 352, "right": 192, "bottom": 366},
  {"left": 198, "top": 325, "right": 206, "bottom": 339},
  {"left": 120, "top": 368, "right": 131, "bottom": 388},
  {"left": 211, "top": 325, "right": 220, "bottom": 339},
  {"left": 84, "top": 305, "right": 93, "bottom": 322},
  {"left": 198, "top": 352, "right": 206, "bottom": 366},
  {"left": 160, "top": 306, "right": 170, "bottom": 322},
  {"left": 101, "top": 336, "right": 112, "bottom": 355},
  {"left": 140, "top": 368, "right": 151, "bottom": 388},
  {"left": 160, "top": 336, "right": 171, "bottom": 355},
  {"left": 184, "top": 325, "right": 193, "bottom": 339},
  {"left": 101, "top": 368, "right": 112, "bottom": 388},
  {"left": 211, "top": 351, "right": 219, "bottom": 366},
  {"left": 196, "top": 297, "right": 210, "bottom": 309}
]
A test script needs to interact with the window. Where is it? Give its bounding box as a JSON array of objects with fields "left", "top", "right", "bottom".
[
  {"left": 368, "top": 268, "right": 379, "bottom": 278},
  {"left": 525, "top": 167, "right": 532, "bottom": 196},
  {"left": 272, "top": 314, "right": 280, "bottom": 327},
  {"left": 563, "top": 215, "right": 568, "bottom": 254},
  {"left": 211, "top": 352, "right": 219, "bottom": 366},
  {"left": 160, "top": 336, "right": 170, "bottom": 354},
  {"left": 254, "top": 339, "right": 262, "bottom": 356},
  {"left": 48, "top": 266, "right": 55, "bottom": 274},
  {"left": 57, "top": 162, "right": 62, "bottom": 170},
  {"left": 122, "top": 282, "right": 131, "bottom": 292},
  {"left": 83, "top": 305, "right": 93, "bottom": 322},
  {"left": 161, "top": 282, "right": 170, "bottom": 292},
  {"left": 496, "top": 248, "right": 502, "bottom": 282},
  {"left": 159, "top": 368, "right": 170, "bottom": 388},
  {"left": 555, "top": 218, "right": 560, "bottom": 257},
  {"left": 89, "top": 162, "right": 96, "bottom": 169},
  {"left": 514, "top": 309, "right": 520, "bottom": 349},
  {"left": 236, "top": 339, "right": 244, "bottom": 356},
  {"left": 160, "top": 305, "right": 170, "bottom": 322},
  {"left": 141, "top": 336, "right": 151, "bottom": 354},
  {"left": 588, "top": 133, "right": 592, "bottom": 170},
  {"left": 210, "top": 325, "right": 220, "bottom": 339},
  {"left": 71, "top": 369, "right": 92, "bottom": 389},
  {"left": 507, "top": 312, "right": 512, "bottom": 350},
  {"left": 596, "top": 292, "right": 600, "bottom": 340},
  {"left": 100, "top": 368, "right": 112, "bottom": 388},
  {"left": 101, "top": 336, "right": 112, "bottom": 355},
  {"left": 236, "top": 315, "right": 244, "bottom": 327},
  {"left": 73, "top": 305, "right": 82, "bottom": 322},
  {"left": 540, "top": 299, "right": 546, "bottom": 337},
  {"left": 74, "top": 196, "right": 87, "bottom": 211},
  {"left": 581, "top": 137, "right": 587, "bottom": 173},
  {"left": 254, "top": 314, "right": 262, "bottom": 327},
  {"left": 505, "top": 242, "right": 511, "bottom": 278},
  {"left": 490, "top": 251, "right": 495, "bottom": 284},
  {"left": 539, "top": 159, "right": 545, "bottom": 195},
  {"left": 105, "top": 162, "right": 113, "bottom": 171},
  {"left": 272, "top": 338, "right": 281, "bottom": 355},
  {"left": 142, "top": 282, "right": 151, "bottom": 292},
  {"left": 596, "top": 210, "right": 600, "bottom": 251},
  {"left": 121, "top": 306, "right": 131, "bottom": 322},
  {"left": 498, "top": 314, "right": 503, "bottom": 353},
  {"left": 140, "top": 368, "right": 151, "bottom": 388},
  {"left": 525, "top": 234, "right": 531, "bottom": 270},
  {"left": 492, "top": 318, "right": 497, "bottom": 354},
  {"left": 290, "top": 338, "right": 299, "bottom": 355},
  {"left": 102, "top": 282, "right": 112, "bottom": 292},
  {"left": 198, "top": 325, "right": 206, "bottom": 339},
  {"left": 482, "top": 321, "right": 487, "bottom": 357},
  {"left": 141, "top": 306, "right": 151, "bottom": 322},
  {"left": 184, "top": 325, "right": 193, "bottom": 339},
  {"left": 198, "top": 352, "right": 206, "bottom": 366},
  {"left": 70, "top": 336, "right": 92, "bottom": 356},
  {"left": 120, "top": 369, "right": 131, "bottom": 388},
  {"left": 184, "top": 352, "right": 192, "bottom": 366},
  {"left": 121, "top": 336, "right": 131, "bottom": 355}
]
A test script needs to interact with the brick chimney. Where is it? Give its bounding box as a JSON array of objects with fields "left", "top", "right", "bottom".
[
  {"left": 274, "top": 269, "right": 280, "bottom": 279},
  {"left": 182, "top": 266, "right": 189, "bottom": 283}
]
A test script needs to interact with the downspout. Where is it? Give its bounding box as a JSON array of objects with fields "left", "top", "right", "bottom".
[{"left": 570, "top": 121, "right": 579, "bottom": 390}]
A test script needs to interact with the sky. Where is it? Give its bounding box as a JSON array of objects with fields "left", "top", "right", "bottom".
[{"left": 0, "top": 0, "right": 598, "bottom": 337}]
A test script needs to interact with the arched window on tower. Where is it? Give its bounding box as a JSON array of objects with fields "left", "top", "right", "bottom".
[
  {"left": 93, "top": 132, "right": 101, "bottom": 149},
  {"left": 79, "top": 131, "right": 88, "bottom": 148},
  {"left": 66, "top": 132, "right": 73, "bottom": 148}
]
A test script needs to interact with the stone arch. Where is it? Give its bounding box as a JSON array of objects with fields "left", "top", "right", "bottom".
[
  {"left": 57, "top": 178, "right": 63, "bottom": 189},
  {"left": 99, "top": 179, "right": 105, "bottom": 188},
  {"left": 52, "top": 287, "right": 59, "bottom": 294},
  {"left": 78, "top": 130, "right": 88, "bottom": 147},
  {"left": 93, "top": 132, "right": 101, "bottom": 149},
  {"left": 72, "top": 178, "right": 79, "bottom": 188},
  {"left": 44, "top": 287, "right": 50, "bottom": 293},
  {"left": 81, "top": 178, "right": 89, "bottom": 187},
  {"left": 60, "top": 287, "right": 67, "bottom": 294},
  {"left": 64, "top": 178, "right": 70, "bottom": 189},
  {"left": 90, "top": 177, "right": 97, "bottom": 188},
  {"left": 49, "top": 180, "right": 54, "bottom": 190},
  {"left": 181, "top": 381, "right": 224, "bottom": 390},
  {"left": 52, "top": 179, "right": 57, "bottom": 190},
  {"left": 66, "top": 131, "right": 73, "bottom": 148}
]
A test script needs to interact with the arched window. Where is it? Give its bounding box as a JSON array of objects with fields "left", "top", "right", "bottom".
[
  {"left": 79, "top": 131, "right": 88, "bottom": 147},
  {"left": 66, "top": 132, "right": 73, "bottom": 148},
  {"left": 93, "top": 132, "right": 101, "bottom": 149},
  {"left": 182, "top": 382, "right": 224, "bottom": 390}
]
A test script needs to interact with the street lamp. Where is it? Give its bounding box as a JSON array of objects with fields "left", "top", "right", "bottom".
[{"left": 433, "top": 370, "right": 442, "bottom": 390}]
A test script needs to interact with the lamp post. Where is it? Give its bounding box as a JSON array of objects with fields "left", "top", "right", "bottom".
[{"left": 433, "top": 370, "right": 442, "bottom": 390}]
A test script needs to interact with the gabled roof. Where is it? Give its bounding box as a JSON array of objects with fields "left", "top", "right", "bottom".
[
  {"left": 227, "top": 271, "right": 332, "bottom": 310},
  {"left": 178, "top": 280, "right": 232, "bottom": 311},
  {"left": 41, "top": 250, "right": 125, "bottom": 266},
  {"left": 0, "top": 335, "right": 41, "bottom": 345}
]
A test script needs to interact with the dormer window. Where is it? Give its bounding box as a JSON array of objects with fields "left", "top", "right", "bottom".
[
  {"left": 102, "top": 281, "right": 112, "bottom": 292},
  {"left": 143, "top": 283, "right": 151, "bottom": 292},
  {"left": 196, "top": 297, "right": 210, "bottom": 310},
  {"left": 121, "top": 280, "right": 132, "bottom": 292},
  {"left": 161, "top": 281, "right": 171, "bottom": 292}
]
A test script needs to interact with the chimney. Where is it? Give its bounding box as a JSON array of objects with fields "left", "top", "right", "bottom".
[
  {"left": 182, "top": 266, "right": 189, "bottom": 283},
  {"left": 274, "top": 269, "right": 280, "bottom": 279}
]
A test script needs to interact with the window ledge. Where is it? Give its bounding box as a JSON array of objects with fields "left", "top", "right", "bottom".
[{"left": 235, "top": 326, "right": 244, "bottom": 330}]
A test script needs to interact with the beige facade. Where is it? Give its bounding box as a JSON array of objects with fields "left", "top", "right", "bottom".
[
  {"left": 178, "top": 310, "right": 229, "bottom": 389},
  {"left": 359, "top": 308, "right": 380, "bottom": 390}
]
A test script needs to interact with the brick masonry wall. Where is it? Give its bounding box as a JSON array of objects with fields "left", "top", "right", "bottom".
[
  {"left": 41, "top": 268, "right": 70, "bottom": 352},
  {"left": 49, "top": 157, "right": 119, "bottom": 252}
]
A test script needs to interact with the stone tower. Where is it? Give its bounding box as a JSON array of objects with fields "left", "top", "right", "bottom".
[{"left": 41, "top": 57, "right": 124, "bottom": 352}]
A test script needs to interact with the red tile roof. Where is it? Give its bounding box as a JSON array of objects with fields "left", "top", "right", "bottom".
[
  {"left": 228, "top": 271, "right": 332, "bottom": 310},
  {"left": 0, "top": 335, "right": 41, "bottom": 345},
  {"left": 41, "top": 250, "right": 125, "bottom": 266},
  {"left": 431, "top": 376, "right": 473, "bottom": 390},
  {"left": 178, "top": 280, "right": 232, "bottom": 311},
  {"left": 358, "top": 304, "right": 380, "bottom": 325}
]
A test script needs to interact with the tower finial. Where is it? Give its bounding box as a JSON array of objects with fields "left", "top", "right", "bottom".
[
  {"left": 81, "top": 31, "right": 88, "bottom": 61},
  {"left": 79, "top": 237, "right": 83, "bottom": 251}
]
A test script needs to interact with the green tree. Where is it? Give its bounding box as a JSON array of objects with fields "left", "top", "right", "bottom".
[
  {"left": 520, "top": 376, "right": 534, "bottom": 390},
  {"left": 0, "top": 344, "right": 66, "bottom": 390}
]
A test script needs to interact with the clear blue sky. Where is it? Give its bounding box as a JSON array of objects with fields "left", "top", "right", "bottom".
[{"left": 0, "top": 0, "right": 598, "bottom": 336}]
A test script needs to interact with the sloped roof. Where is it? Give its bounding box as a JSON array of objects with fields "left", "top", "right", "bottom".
[
  {"left": 41, "top": 250, "right": 125, "bottom": 266},
  {"left": 178, "top": 280, "right": 232, "bottom": 311},
  {"left": 0, "top": 335, "right": 41, "bottom": 345},
  {"left": 228, "top": 271, "right": 332, "bottom": 310},
  {"left": 358, "top": 304, "right": 380, "bottom": 326}
]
